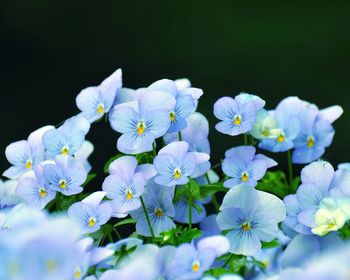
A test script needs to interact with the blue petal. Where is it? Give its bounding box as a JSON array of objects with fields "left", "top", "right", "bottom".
[
  {"left": 108, "top": 156, "right": 138, "bottom": 179},
  {"left": 226, "top": 229, "right": 261, "bottom": 256},
  {"left": 225, "top": 146, "right": 256, "bottom": 162},
  {"left": 117, "top": 131, "right": 154, "bottom": 155},
  {"left": 213, "top": 97, "right": 237, "bottom": 121},
  {"left": 109, "top": 105, "right": 138, "bottom": 133}
]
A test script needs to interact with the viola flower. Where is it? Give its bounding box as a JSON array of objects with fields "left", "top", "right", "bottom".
[
  {"left": 16, "top": 165, "right": 56, "bottom": 210},
  {"left": 76, "top": 68, "right": 122, "bottom": 123},
  {"left": 68, "top": 191, "right": 113, "bottom": 234},
  {"left": 3, "top": 125, "right": 54, "bottom": 179},
  {"left": 164, "top": 113, "right": 211, "bottom": 178},
  {"left": 43, "top": 155, "right": 87, "bottom": 196},
  {"left": 250, "top": 109, "right": 279, "bottom": 140},
  {"left": 43, "top": 115, "right": 90, "bottom": 159},
  {"left": 130, "top": 179, "right": 175, "bottom": 237},
  {"left": 153, "top": 141, "right": 210, "bottom": 187},
  {"left": 338, "top": 162, "right": 350, "bottom": 171},
  {"left": 222, "top": 146, "right": 276, "bottom": 188},
  {"left": 0, "top": 179, "right": 22, "bottom": 209},
  {"left": 213, "top": 93, "right": 264, "bottom": 136},
  {"left": 148, "top": 79, "right": 202, "bottom": 133},
  {"left": 259, "top": 97, "right": 302, "bottom": 152},
  {"left": 109, "top": 90, "right": 176, "bottom": 154},
  {"left": 170, "top": 235, "right": 230, "bottom": 279},
  {"left": 102, "top": 156, "right": 156, "bottom": 217},
  {"left": 292, "top": 104, "right": 335, "bottom": 164},
  {"left": 217, "top": 185, "right": 286, "bottom": 256},
  {"left": 74, "top": 140, "right": 94, "bottom": 173},
  {"left": 284, "top": 161, "right": 350, "bottom": 234}
]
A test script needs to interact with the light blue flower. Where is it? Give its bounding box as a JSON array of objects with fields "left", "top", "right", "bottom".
[
  {"left": 0, "top": 179, "right": 22, "bottom": 209},
  {"left": 148, "top": 79, "right": 202, "bottom": 133},
  {"left": 3, "top": 125, "right": 53, "bottom": 179},
  {"left": 338, "top": 162, "right": 350, "bottom": 171},
  {"left": 259, "top": 97, "right": 302, "bottom": 152},
  {"left": 170, "top": 235, "right": 230, "bottom": 279},
  {"left": 250, "top": 109, "right": 278, "bottom": 140},
  {"left": 284, "top": 161, "right": 350, "bottom": 233},
  {"left": 109, "top": 90, "right": 176, "bottom": 154},
  {"left": 16, "top": 165, "right": 56, "bottom": 210},
  {"left": 213, "top": 93, "right": 264, "bottom": 136},
  {"left": 292, "top": 104, "right": 335, "bottom": 164},
  {"left": 43, "top": 115, "right": 90, "bottom": 159},
  {"left": 73, "top": 237, "right": 114, "bottom": 279},
  {"left": 217, "top": 185, "right": 286, "bottom": 256},
  {"left": 164, "top": 112, "right": 211, "bottom": 178},
  {"left": 43, "top": 155, "right": 87, "bottom": 196},
  {"left": 153, "top": 141, "right": 210, "bottom": 187},
  {"left": 76, "top": 68, "right": 122, "bottom": 123},
  {"left": 130, "top": 179, "right": 175, "bottom": 237},
  {"left": 102, "top": 156, "right": 156, "bottom": 217},
  {"left": 74, "top": 140, "right": 94, "bottom": 173},
  {"left": 68, "top": 191, "right": 113, "bottom": 234},
  {"left": 222, "top": 146, "right": 276, "bottom": 188}
]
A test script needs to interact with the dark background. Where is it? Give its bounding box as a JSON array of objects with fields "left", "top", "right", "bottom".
[{"left": 1, "top": 1, "right": 349, "bottom": 183}]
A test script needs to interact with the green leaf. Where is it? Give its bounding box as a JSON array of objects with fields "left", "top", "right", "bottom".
[
  {"left": 261, "top": 239, "right": 280, "bottom": 249},
  {"left": 173, "top": 186, "right": 187, "bottom": 204},
  {"left": 199, "top": 182, "right": 228, "bottom": 197},
  {"left": 160, "top": 226, "right": 202, "bottom": 246},
  {"left": 104, "top": 153, "right": 124, "bottom": 173},
  {"left": 114, "top": 218, "right": 136, "bottom": 228},
  {"left": 82, "top": 173, "right": 97, "bottom": 187},
  {"left": 189, "top": 178, "right": 201, "bottom": 199},
  {"left": 204, "top": 268, "right": 231, "bottom": 277},
  {"left": 135, "top": 152, "right": 154, "bottom": 164},
  {"left": 339, "top": 222, "right": 350, "bottom": 240},
  {"left": 256, "top": 171, "right": 289, "bottom": 198}
]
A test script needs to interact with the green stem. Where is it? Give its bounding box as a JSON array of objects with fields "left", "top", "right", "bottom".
[
  {"left": 287, "top": 150, "right": 293, "bottom": 187},
  {"left": 205, "top": 172, "right": 211, "bottom": 184},
  {"left": 140, "top": 196, "right": 156, "bottom": 241},
  {"left": 187, "top": 183, "right": 192, "bottom": 229},
  {"left": 244, "top": 134, "right": 248, "bottom": 145},
  {"left": 107, "top": 230, "right": 114, "bottom": 243},
  {"left": 212, "top": 195, "right": 220, "bottom": 212},
  {"left": 178, "top": 131, "right": 183, "bottom": 141},
  {"left": 113, "top": 228, "right": 122, "bottom": 240},
  {"left": 152, "top": 142, "right": 157, "bottom": 157},
  {"left": 223, "top": 254, "right": 234, "bottom": 268}
]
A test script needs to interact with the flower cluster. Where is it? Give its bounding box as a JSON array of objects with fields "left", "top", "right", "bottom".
[{"left": 1, "top": 68, "right": 350, "bottom": 280}]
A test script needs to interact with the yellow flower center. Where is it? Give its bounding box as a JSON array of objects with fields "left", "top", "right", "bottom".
[
  {"left": 88, "top": 217, "right": 96, "bottom": 227},
  {"left": 97, "top": 103, "right": 105, "bottom": 114},
  {"left": 46, "top": 259, "right": 57, "bottom": 272},
  {"left": 59, "top": 179, "right": 67, "bottom": 189},
  {"left": 277, "top": 133, "right": 285, "bottom": 143},
  {"left": 137, "top": 122, "right": 146, "bottom": 135},
  {"left": 233, "top": 115, "right": 242, "bottom": 126},
  {"left": 307, "top": 136, "right": 315, "bottom": 148},
  {"left": 192, "top": 261, "right": 200, "bottom": 272},
  {"left": 25, "top": 159, "right": 32, "bottom": 170},
  {"left": 155, "top": 208, "right": 164, "bottom": 218},
  {"left": 126, "top": 190, "right": 133, "bottom": 200},
  {"left": 169, "top": 112, "right": 176, "bottom": 122},
  {"left": 241, "top": 172, "right": 249, "bottom": 182},
  {"left": 74, "top": 268, "right": 81, "bottom": 279},
  {"left": 241, "top": 222, "right": 251, "bottom": 231},
  {"left": 39, "top": 187, "right": 47, "bottom": 198},
  {"left": 328, "top": 221, "right": 336, "bottom": 229},
  {"left": 61, "top": 146, "right": 69, "bottom": 155},
  {"left": 173, "top": 169, "right": 182, "bottom": 179}
]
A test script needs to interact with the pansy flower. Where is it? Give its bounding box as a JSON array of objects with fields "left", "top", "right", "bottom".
[
  {"left": 102, "top": 156, "right": 156, "bottom": 217},
  {"left": 284, "top": 161, "right": 350, "bottom": 234},
  {"left": 16, "top": 165, "right": 56, "bottom": 210},
  {"left": 153, "top": 141, "right": 210, "bottom": 187},
  {"left": 68, "top": 192, "right": 113, "bottom": 234},
  {"left": 164, "top": 112, "right": 211, "bottom": 178},
  {"left": 213, "top": 93, "right": 264, "bottom": 136},
  {"left": 3, "top": 125, "right": 53, "bottom": 179},
  {"left": 222, "top": 146, "right": 276, "bottom": 188},
  {"left": 148, "top": 79, "right": 202, "bottom": 133},
  {"left": 217, "top": 185, "right": 286, "bottom": 256},
  {"left": 169, "top": 235, "right": 230, "bottom": 279},
  {"left": 43, "top": 155, "right": 87, "bottom": 196},
  {"left": 130, "top": 180, "right": 175, "bottom": 237},
  {"left": 0, "top": 179, "right": 22, "bottom": 209},
  {"left": 76, "top": 68, "right": 122, "bottom": 123},
  {"left": 109, "top": 90, "right": 176, "bottom": 154},
  {"left": 43, "top": 115, "right": 90, "bottom": 159}
]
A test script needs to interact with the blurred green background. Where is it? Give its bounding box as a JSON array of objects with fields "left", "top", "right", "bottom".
[{"left": 1, "top": 0, "right": 349, "bottom": 177}]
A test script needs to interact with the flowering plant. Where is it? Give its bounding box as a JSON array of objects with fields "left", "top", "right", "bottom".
[{"left": 1, "top": 69, "right": 350, "bottom": 280}]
